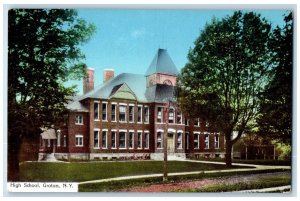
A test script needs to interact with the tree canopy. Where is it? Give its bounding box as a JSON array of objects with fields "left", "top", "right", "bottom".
[
  {"left": 8, "top": 9, "right": 95, "bottom": 180},
  {"left": 176, "top": 11, "right": 273, "bottom": 166},
  {"left": 257, "top": 12, "right": 293, "bottom": 144}
]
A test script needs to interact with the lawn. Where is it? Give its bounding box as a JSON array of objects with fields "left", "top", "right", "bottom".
[
  {"left": 20, "top": 160, "right": 248, "bottom": 182},
  {"left": 193, "top": 158, "right": 291, "bottom": 166},
  {"left": 173, "top": 174, "right": 291, "bottom": 192}
]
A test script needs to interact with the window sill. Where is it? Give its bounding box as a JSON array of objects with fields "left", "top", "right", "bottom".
[
  {"left": 119, "top": 148, "right": 127, "bottom": 149},
  {"left": 75, "top": 145, "right": 84, "bottom": 147},
  {"left": 102, "top": 120, "right": 108, "bottom": 122},
  {"left": 94, "top": 119, "right": 100, "bottom": 121},
  {"left": 75, "top": 123, "right": 84, "bottom": 125},
  {"left": 119, "top": 121, "right": 127, "bottom": 123},
  {"left": 93, "top": 147, "right": 100, "bottom": 149}
]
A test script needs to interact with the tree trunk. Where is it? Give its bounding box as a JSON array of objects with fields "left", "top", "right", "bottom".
[
  {"left": 7, "top": 136, "right": 21, "bottom": 181},
  {"left": 225, "top": 133, "right": 233, "bottom": 167}
]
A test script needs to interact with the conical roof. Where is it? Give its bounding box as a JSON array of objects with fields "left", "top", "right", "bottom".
[{"left": 145, "top": 49, "right": 179, "bottom": 76}]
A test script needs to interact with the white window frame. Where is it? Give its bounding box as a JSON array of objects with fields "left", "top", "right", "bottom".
[
  {"left": 119, "top": 104, "right": 127, "bottom": 123},
  {"left": 119, "top": 129, "right": 127, "bottom": 149},
  {"left": 204, "top": 132, "right": 209, "bottom": 149},
  {"left": 93, "top": 129, "right": 100, "bottom": 149},
  {"left": 177, "top": 131, "right": 183, "bottom": 149},
  {"left": 57, "top": 130, "right": 61, "bottom": 147},
  {"left": 111, "top": 103, "right": 117, "bottom": 122},
  {"left": 186, "top": 132, "right": 189, "bottom": 150},
  {"left": 144, "top": 106, "right": 149, "bottom": 124},
  {"left": 194, "top": 118, "right": 200, "bottom": 127},
  {"left": 111, "top": 129, "right": 117, "bottom": 149},
  {"left": 177, "top": 111, "right": 182, "bottom": 125},
  {"left": 75, "top": 134, "right": 83, "bottom": 147},
  {"left": 129, "top": 104, "right": 135, "bottom": 123},
  {"left": 157, "top": 107, "right": 164, "bottom": 123},
  {"left": 137, "top": 130, "right": 143, "bottom": 149},
  {"left": 185, "top": 118, "right": 189, "bottom": 126},
  {"left": 168, "top": 107, "right": 175, "bottom": 124},
  {"left": 145, "top": 131, "right": 150, "bottom": 149},
  {"left": 214, "top": 132, "right": 220, "bottom": 149},
  {"left": 156, "top": 129, "right": 164, "bottom": 149},
  {"left": 102, "top": 129, "right": 108, "bottom": 149},
  {"left": 94, "top": 101, "right": 100, "bottom": 121},
  {"left": 129, "top": 130, "right": 134, "bottom": 149},
  {"left": 137, "top": 105, "right": 143, "bottom": 123},
  {"left": 75, "top": 115, "right": 83, "bottom": 125},
  {"left": 63, "top": 135, "right": 67, "bottom": 147},
  {"left": 102, "top": 102, "right": 108, "bottom": 121},
  {"left": 194, "top": 132, "right": 200, "bottom": 149}
]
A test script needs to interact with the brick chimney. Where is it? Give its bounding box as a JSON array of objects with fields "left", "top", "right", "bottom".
[
  {"left": 103, "top": 69, "right": 114, "bottom": 83},
  {"left": 83, "top": 68, "right": 94, "bottom": 94}
]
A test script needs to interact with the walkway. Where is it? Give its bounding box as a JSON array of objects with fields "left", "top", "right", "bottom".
[{"left": 79, "top": 159, "right": 291, "bottom": 185}]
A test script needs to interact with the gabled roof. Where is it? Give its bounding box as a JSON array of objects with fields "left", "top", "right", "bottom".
[
  {"left": 145, "top": 49, "right": 179, "bottom": 76},
  {"left": 79, "top": 73, "right": 147, "bottom": 102},
  {"left": 109, "top": 83, "right": 137, "bottom": 100}
]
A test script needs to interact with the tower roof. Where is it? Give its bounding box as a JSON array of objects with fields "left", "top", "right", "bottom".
[{"left": 145, "top": 49, "right": 179, "bottom": 76}]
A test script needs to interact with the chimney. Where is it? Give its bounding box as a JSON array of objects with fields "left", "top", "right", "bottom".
[
  {"left": 103, "top": 69, "right": 114, "bottom": 83},
  {"left": 83, "top": 67, "right": 94, "bottom": 94}
]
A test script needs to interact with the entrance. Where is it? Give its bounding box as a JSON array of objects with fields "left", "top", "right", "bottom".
[{"left": 167, "top": 133, "right": 175, "bottom": 153}]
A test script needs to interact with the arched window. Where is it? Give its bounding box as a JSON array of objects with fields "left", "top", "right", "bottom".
[{"left": 163, "top": 79, "right": 172, "bottom": 86}]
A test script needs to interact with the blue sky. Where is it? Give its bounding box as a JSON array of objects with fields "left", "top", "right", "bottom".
[{"left": 70, "top": 9, "right": 288, "bottom": 94}]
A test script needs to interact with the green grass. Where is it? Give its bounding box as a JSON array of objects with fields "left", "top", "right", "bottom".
[
  {"left": 78, "top": 169, "right": 289, "bottom": 192},
  {"left": 174, "top": 174, "right": 291, "bottom": 192},
  {"left": 20, "top": 160, "right": 248, "bottom": 182}
]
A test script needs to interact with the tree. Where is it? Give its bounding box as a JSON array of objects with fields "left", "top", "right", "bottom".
[
  {"left": 176, "top": 11, "right": 272, "bottom": 166},
  {"left": 8, "top": 9, "right": 95, "bottom": 181},
  {"left": 257, "top": 12, "right": 293, "bottom": 145}
]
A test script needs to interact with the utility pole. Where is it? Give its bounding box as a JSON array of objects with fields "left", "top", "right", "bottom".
[{"left": 163, "top": 101, "right": 170, "bottom": 182}]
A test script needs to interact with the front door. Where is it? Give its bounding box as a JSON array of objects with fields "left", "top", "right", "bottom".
[{"left": 167, "top": 133, "right": 175, "bottom": 153}]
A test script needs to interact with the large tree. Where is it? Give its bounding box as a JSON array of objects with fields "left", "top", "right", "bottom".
[
  {"left": 176, "top": 11, "right": 272, "bottom": 166},
  {"left": 8, "top": 9, "right": 95, "bottom": 181},
  {"left": 257, "top": 12, "right": 293, "bottom": 145}
]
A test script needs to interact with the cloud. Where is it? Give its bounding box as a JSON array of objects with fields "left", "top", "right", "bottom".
[{"left": 131, "top": 28, "right": 146, "bottom": 38}]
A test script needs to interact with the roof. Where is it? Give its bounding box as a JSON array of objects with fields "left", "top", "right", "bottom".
[
  {"left": 145, "top": 84, "right": 176, "bottom": 102},
  {"left": 66, "top": 95, "right": 89, "bottom": 112},
  {"left": 145, "top": 49, "right": 179, "bottom": 76}
]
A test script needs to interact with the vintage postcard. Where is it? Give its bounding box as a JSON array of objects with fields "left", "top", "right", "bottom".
[{"left": 5, "top": 5, "right": 294, "bottom": 195}]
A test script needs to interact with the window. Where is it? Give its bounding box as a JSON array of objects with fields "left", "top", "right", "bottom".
[
  {"left": 129, "top": 131, "right": 134, "bottom": 149},
  {"left": 194, "top": 133, "right": 200, "bottom": 149},
  {"left": 144, "top": 106, "right": 149, "bottom": 123},
  {"left": 177, "top": 111, "right": 182, "bottom": 124},
  {"left": 206, "top": 121, "right": 210, "bottom": 127},
  {"left": 168, "top": 108, "right": 175, "bottom": 124},
  {"left": 157, "top": 107, "right": 163, "bottom": 123},
  {"left": 119, "top": 105, "right": 126, "bottom": 122},
  {"left": 111, "top": 104, "right": 116, "bottom": 122},
  {"left": 137, "top": 131, "right": 142, "bottom": 149},
  {"left": 75, "top": 115, "right": 83, "bottom": 125},
  {"left": 214, "top": 133, "right": 219, "bottom": 149},
  {"left": 185, "top": 132, "right": 189, "bottom": 150},
  {"left": 194, "top": 118, "right": 200, "bottom": 127},
  {"left": 111, "top": 131, "right": 116, "bottom": 149},
  {"left": 94, "top": 130, "right": 99, "bottom": 148},
  {"left": 63, "top": 135, "right": 67, "bottom": 147},
  {"left": 157, "top": 131, "right": 163, "bottom": 148},
  {"left": 137, "top": 105, "right": 142, "bottom": 123},
  {"left": 57, "top": 130, "right": 61, "bottom": 147},
  {"left": 185, "top": 118, "right": 189, "bottom": 126},
  {"left": 94, "top": 102, "right": 99, "bottom": 120},
  {"left": 129, "top": 105, "right": 134, "bottom": 122},
  {"left": 102, "top": 130, "right": 107, "bottom": 149},
  {"left": 75, "top": 135, "right": 83, "bottom": 147},
  {"left": 102, "top": 103, "right": 107, "bottom": 121},
  {"left": 145, "top": 131, "right": 149, "bottom": 149},
  {"left": 119, "top": 131, "right": 126, "bottom": 149},
  {"left": 177, "top": 132, "right": 183, "bottom": 149},
  {"left": 205, "top": 133, "right": 209, "bottom": 149}
]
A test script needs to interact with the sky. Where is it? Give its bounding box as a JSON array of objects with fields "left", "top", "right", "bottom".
[{"left": 69, "top": 9, "right": 289, "bottom": 94}]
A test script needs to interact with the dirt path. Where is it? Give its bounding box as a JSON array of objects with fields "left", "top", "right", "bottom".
[{"left": 120, "top": 172, "right": 290, "bottom": 192}]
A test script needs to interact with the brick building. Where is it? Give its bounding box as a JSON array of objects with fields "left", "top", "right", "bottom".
[{"left": 39, "top": 49, "right": 226, "bottom": 161}]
